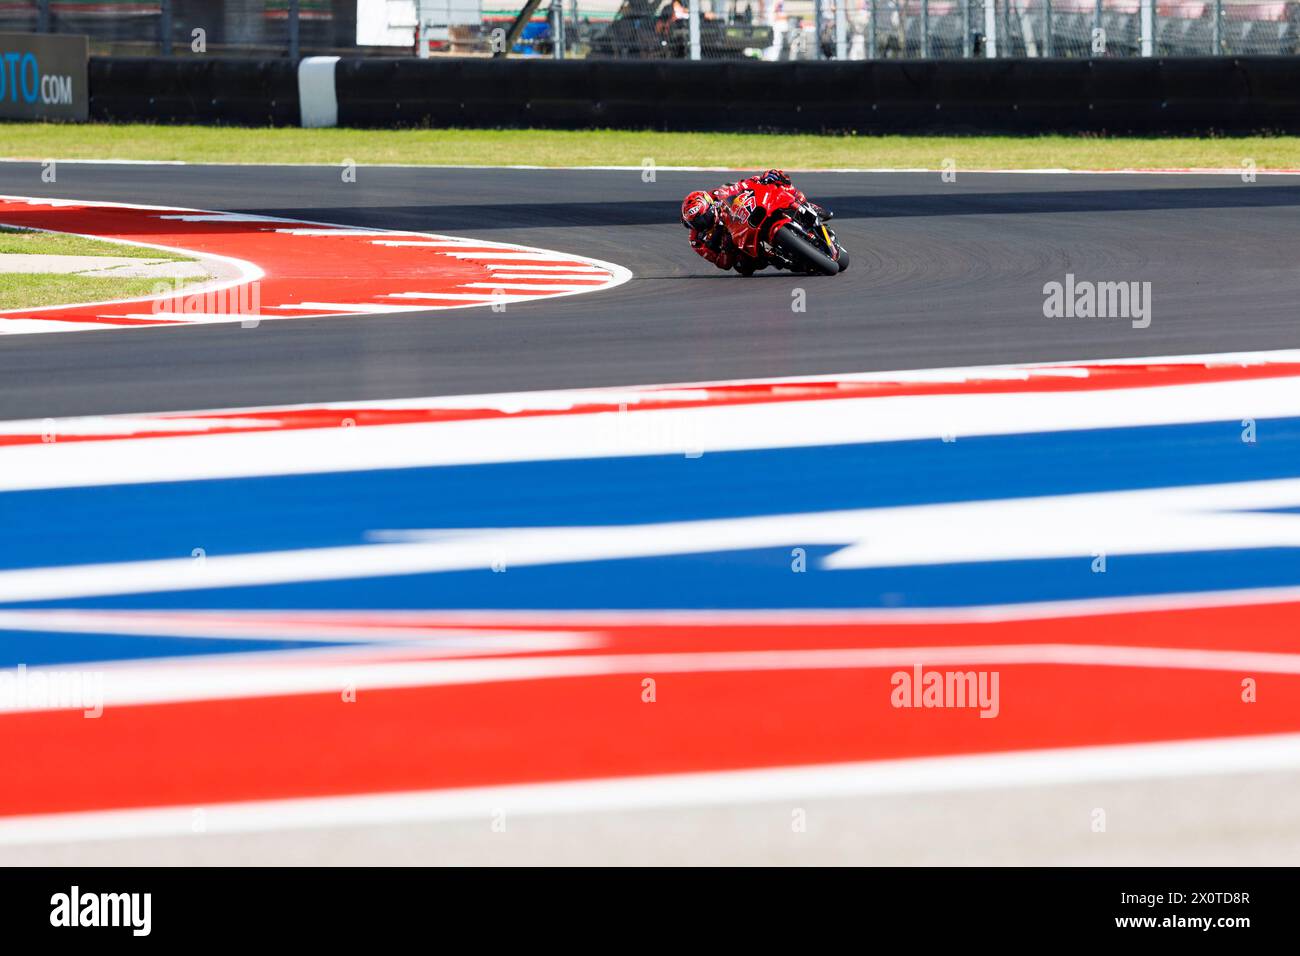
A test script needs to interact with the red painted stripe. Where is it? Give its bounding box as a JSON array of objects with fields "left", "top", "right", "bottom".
[
  {"left": 3, "top": 664, "right": 1296, "bottom": 817},
  {"left": 0, "top": 198, "right": 621, "bottom": 332},
  {"left": 2, "top": 359, "right": 1296, "bottom": 446},
  {"left": 1, "top": 603, "right": 1296, "bottom": 816}
]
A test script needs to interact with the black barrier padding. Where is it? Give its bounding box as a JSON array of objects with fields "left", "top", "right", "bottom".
[
  {"left": 1154, "top": 59, "right": 1242, "bottom": 133},
  {"left": 1246, "top": 57, "right": 1300, "bottom": 101},
  {"left": 93, "top": 55, "right": 1300, "bottom": 134},
  {"left": 516, "top": 61, "right": 596, "bottom": 128},
  {"left": 1157, "top": 58, "right": 1244, "bottom": 102},
  {"left": 90, "top": 57, "right": 300, "bottom": 126}
]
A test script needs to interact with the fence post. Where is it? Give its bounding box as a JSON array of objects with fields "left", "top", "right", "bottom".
[
  {"left": 1044, "top": 0, "right": 1052, "bottom": 56},
  {"left": 836, "top": 0, "right": 849, "bottom": 57},
  {"left": 1016, "top": 0, "right": 1038, "bottom": 54},
  {"left": 288, "top": 0, "right": 301, "bottom": 59},
  {"left": 922, "top": 0, "right": 931, "bottom": 55},
  {"left": 160, "top": 0, "right": 173, "bottom": 54},
  {"left": 977, "top": 0, "right": 998, "bottom": 55},
  {"left": 1093, "top": 0, "right": 1103, "bottom": 55},
  {"left": 1212, "top": 0, "right": 1222, "bottom": 54},
  {"left": 1140, "top": 0, "right": 1154, "bottom": 55},
  {"left": 962, "top": 0, "right": 971, "bottom": 55},
  {"left": 869, "top": 0, "right": 878, "bottom": 57},
  {"left": 689, "top": 0, "right": 702, "bottom": 58},
  {"left": 37, "top": 0, "right": 49, "bottom": 32},
  {"left": 984, "top": 0, "right": 998, "bottom": 56},
  {"left": 552, "top": 0, "right": 565, "bottom": 58}
]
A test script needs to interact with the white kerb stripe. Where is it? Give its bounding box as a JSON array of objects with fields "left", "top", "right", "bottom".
[
  {"left": 487, "top": 274, "right": 615, "bottom": 281},
  {"left": 460, "top": 282, "right": 611, "bottom": 292},
  {"left": 483, "top": 263, "right": 607, "bottom": 272},
  {"left": 0, "top": 319, "right": 130, "bottom": 334},
  {"left": 444, "top": 252, "right": 589, "bottom": 262}
]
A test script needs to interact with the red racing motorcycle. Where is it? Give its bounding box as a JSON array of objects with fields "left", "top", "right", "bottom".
[{"left": 721, "top": 181, "right": 849, "bottom": 277}]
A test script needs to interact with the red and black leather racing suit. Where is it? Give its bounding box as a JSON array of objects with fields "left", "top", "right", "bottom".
[
  {"left": 687, "top": 212, "right": 741, "bottom": 270},
  {"left": 687, "top": 173, "right": 818, "bottom": 273}
]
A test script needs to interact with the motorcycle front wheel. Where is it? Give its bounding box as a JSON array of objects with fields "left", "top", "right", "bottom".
[{"left": 772, "top": 223, "right": 840, "bottom": 277}]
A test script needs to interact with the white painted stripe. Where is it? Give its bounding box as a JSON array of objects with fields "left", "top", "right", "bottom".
[
  {"left": 275, "top": 228, "right": 420, "bottom": 237},
  {"left": 297, "top": 55, "right": 340, "bottom": 129},
  {"left": 642, "top": 349, "right": 1300, "bottom": 391},
  {"left": 5, "top": 581, "right": 1287, "bottom": 633},
  {"left": 443, "top": 252, "right": 592, "bottom": 262},
  {"left": 331, "top": 584, "right": 1300, "bottom": 627},
  {"left": 4, "top": 159, "right": 1299, "bottom": 175},
  {"left": 7, "top": 348, "right": 1288, "bottom": 420},
  {"left": 382, "top": 292, "right": 544, "bottom": 302},
  {"left": 279, "top": 285, "right": 618, "bottom": 309},
  {"left": 154, "top": 213, "right": 286, "bottom": 223},
  {"left": 2, "top": 373, "right": 1298, "bottom": 491},
  {"left": 2, "top": 642, "right": 1297, "bottom": 715},
  {"left": 268, "top": 302, "right": 442, "bottom": 314},
  {"left": 460, "top": 282, "right": 615, "bottom": 292},
  {"left": 485, "top": 274, "right": 615, "bottom": 281},
  {"left": 0, "top": 158, "right": 189, "bottom": 166},
  {"left": 111, "top": 313, "right": 276, "bottom": 325},
  {"left": 0, "top": 416, "right": 276, "bottom": 437},
  {"left": 370, "top": 240, "right": 481, "bottom": 247},
  {"left": 483, "top": 263, "right": 607, "bottom": 272},
  {"left": 3, "top": 477, "right": 1297, "bottom": 604},
  {"left": 0, "top": 318, "right": 135, "bottom": 334},
  {"left": 0, "top": 609, "right": 595, "bottom": 651},
  {"left": 4, "top": 732, "right": 1300, "bottom": 845}
]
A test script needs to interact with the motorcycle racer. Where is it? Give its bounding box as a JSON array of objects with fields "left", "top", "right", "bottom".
[
  {"left": 681, "top": 189, "right": 740, "bottom": 270},
  {"left": 681, "top": 169, "right": 832, "bottom": 275}
]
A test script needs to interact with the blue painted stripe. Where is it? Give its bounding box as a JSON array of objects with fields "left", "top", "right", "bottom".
[
  {"left": 1, "top": 416, "right": 1296, "bottom": 574},
  {"left": 0, "top": 630, "right": 353, "bottom": 668},
  {"left": 6, "top": 547, "right": 1298, "bottom": 613}
]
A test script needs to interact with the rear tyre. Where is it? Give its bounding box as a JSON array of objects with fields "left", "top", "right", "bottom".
[{"left": 772, "top": 223, "right": 839, "bottom": 277}]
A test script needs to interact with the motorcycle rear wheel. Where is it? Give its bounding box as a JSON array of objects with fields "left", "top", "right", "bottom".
[{"left": 772, "top": 224, "right": 840, "bottom": 277}]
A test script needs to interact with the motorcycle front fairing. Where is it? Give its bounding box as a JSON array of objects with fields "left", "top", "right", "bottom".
[{"left": 720, "top": 182, "right": 800, "bottom": 259}]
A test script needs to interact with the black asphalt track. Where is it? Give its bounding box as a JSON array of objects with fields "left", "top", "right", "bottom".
[{"left": 1, "top": 163, "right": 1298, "bottom": 418}]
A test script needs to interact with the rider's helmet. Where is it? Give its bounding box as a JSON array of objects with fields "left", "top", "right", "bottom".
[
  {"left": 681, "top": 190, "right": 717, "bottom": 231},
  {"left": 756, "top": 168, "right": 792, "bottom": 186}
]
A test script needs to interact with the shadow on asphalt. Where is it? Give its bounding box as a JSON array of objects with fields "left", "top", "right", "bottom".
[{"left": 243, "top": 185, "right": 1300, "bottom": 232}]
